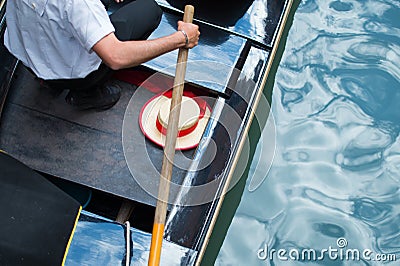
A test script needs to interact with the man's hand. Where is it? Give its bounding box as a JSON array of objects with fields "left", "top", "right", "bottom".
[
  {"left": 177, "top": 21, "right": 200, "bottom": 49},
  {"left": 114, "top": 0, "right": 123, "bottom": 3}
]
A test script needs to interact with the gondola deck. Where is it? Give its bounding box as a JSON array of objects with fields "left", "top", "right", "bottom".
[
  {"left": 0, "top": 1, "right": 275, "bottom": 208},
  {"left": 0, "top": 65, "right": 194, "bottom": 207},
  {"left": 0, "top": 0, "right": 294, "bottom": 265}
]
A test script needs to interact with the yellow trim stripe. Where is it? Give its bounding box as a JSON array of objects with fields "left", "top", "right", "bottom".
[{"left": 62, "top": 205, "right": 82, "bottom": 266}]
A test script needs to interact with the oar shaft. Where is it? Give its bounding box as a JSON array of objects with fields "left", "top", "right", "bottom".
[{"left": 148, "top": 5, "right": 194, "bottom": 266}]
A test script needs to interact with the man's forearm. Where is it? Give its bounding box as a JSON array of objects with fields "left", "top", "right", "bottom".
[
  {"left": 93, "top": 31, "right": 186, "bottom": 70},
  {"left": 117, "top": 31, "right": 187, "bottom": 68}
]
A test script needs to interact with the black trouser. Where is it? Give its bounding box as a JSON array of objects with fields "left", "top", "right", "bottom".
[{"left": 45, "top": 0, "right": 162, "bottom": 91}]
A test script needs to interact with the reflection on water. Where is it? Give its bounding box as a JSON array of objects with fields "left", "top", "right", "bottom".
[{"left": 217, "top": 0, "right": 400, "bottom": 265}]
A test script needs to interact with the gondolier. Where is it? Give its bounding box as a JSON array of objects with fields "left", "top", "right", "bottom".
[{"left": 4, "top": 0, "right": 200, "bottom": 110}]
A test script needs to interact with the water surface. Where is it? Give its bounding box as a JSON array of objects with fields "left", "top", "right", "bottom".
[{"left": 217, "top": 0, "right": 400, "bottom": 264}]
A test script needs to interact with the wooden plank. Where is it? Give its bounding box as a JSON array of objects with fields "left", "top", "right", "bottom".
[{"left": 115, "top": 200, "right": 136, "bottom": 223}]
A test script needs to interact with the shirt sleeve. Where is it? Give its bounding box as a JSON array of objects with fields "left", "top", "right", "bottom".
[{"left": 66, "top": 0, "right": 115, "bottom": 52}]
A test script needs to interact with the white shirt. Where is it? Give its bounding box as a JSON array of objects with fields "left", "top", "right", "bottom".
[{"left": 4, "top": 0, "right": 115, "bottom": 79}]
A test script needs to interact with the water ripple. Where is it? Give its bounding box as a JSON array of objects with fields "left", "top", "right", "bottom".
[{"left": 217, "top": 0, "right": 400, "bottom": 264}]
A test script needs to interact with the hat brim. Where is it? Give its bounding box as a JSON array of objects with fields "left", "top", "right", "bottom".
[{"left": 139, "top": 93, "right": 211, "bottom": 150}]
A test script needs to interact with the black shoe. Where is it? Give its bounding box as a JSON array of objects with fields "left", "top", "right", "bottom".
[{"left": 65, "top": 82, "right": 121, "bottom": 111}]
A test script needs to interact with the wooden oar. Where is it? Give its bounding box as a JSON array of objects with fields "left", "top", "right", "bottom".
[
  {"left": 148, "top": 5, "right": 195, "bottom": 266},
  {"left": 0, "top": 0, "right": 6, "bottom": 10}
]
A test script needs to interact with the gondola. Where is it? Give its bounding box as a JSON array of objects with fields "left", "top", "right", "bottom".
[{"left": 0, "top": 0, "right": 294, "bottom": 265}]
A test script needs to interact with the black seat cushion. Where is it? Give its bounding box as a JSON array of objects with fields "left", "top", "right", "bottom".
[{"left": 0, "top": 151, "right": 81, "bottom": 265}]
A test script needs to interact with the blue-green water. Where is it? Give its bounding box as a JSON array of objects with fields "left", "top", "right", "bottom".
[{"left": 216, "top": 0, "right": 400, "bottom": 265}]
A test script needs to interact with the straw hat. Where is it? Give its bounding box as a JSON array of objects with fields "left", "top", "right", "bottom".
[{"left": 139, "top": 91, "right": 211, "bottom": 150}]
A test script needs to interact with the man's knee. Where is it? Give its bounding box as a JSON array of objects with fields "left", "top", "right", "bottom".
[
  {"left": 110, "top": 0, "right": 163, "bottom": 41},
  {"left": 141, "top": 0, "right": 163, "bottom": 33}
]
